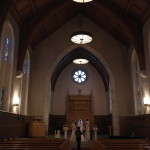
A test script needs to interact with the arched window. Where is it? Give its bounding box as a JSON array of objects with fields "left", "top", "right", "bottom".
[
  {"left": 135, "top": 59, "right": 142, "bottom": 114},
  {"left": 20, "top": 50, "right": 30, "bottom": 115},
  {"left": 0, "top": 20, "right": 14, "bottom": 111},
  {"left": 72, "top": 68, "right": 88, "bottom": 84},
  {"left": 132, "top": 51, "right": 142, "bottom": 115}
]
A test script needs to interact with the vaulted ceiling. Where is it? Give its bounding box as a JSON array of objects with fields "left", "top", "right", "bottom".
[{"left": 1, "top": 0, "right": 150, "bottom": 71}]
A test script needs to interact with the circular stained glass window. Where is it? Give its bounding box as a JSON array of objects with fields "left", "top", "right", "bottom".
[{"left": 72, "top": 68, "right": 87, "bottom": 84}]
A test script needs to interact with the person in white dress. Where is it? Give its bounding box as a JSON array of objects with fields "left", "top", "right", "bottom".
[
  {"left": 85, "top": 119, "right": 90, "bottom": 141},
  {"left": 55, "top": 130, "right": 61, "bottom": 138},
  {"left": 70, "top": 120, "right": 77, "bottom": 141},
  {"left": 78, "top": 119, "right": 85, "bottom": 142}
]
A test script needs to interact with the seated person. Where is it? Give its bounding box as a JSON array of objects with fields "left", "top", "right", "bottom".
[{"left": 55, "top": 130, "right": 61, "bottom": 138}]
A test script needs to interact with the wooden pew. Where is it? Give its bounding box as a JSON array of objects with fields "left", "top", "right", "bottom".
[
  {"left": 98, "top": 139, "right": 148, "bottom": 144},
  {"left": 92, "top": 139, "right": 150, "bottom": 150},
  {"left": 0, "top": 138, "right": 69, "bottom": 150}
]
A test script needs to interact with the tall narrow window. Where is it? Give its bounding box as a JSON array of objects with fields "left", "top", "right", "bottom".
[
  {"left": 2, "top": 23, "right": 13, "bottom": 62},
  {"left": 20, "top": 50, "right": 30, "bottom": 115},
  {"left": 0, "top": 20, "right": 14, "bottom": 111},
  {"left": 3, "top": 37, "right": 10, "bottom": 61},
  {"left": 132, "top": 50, "right": 142, "bottom": 115},
  {"left": 135, "top": 59, "right": 142, "bottom": 114},
  {"left": 23, "top": 60, "right": 27, "bottom": 76}
]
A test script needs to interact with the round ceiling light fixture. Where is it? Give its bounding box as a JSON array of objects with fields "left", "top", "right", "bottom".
[
  {"left": 73, "top": 58, "right": 89, "bottom": 64},
  {"left": 71, "top": 31, "right": 93, "bottom": 44},
  {"left": 73, "top": 0, "right": 93, "bottom": 3}
]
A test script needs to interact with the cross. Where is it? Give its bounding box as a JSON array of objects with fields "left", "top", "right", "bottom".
[{"left": 78, "top": 89, "right": 82, "bottom": 95}]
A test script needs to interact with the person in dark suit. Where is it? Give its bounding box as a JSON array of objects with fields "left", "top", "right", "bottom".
[{"left": 75, "top": 127, "right": 83, "bottom": 150}]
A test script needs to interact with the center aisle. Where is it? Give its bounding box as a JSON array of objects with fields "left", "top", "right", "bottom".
[
  {"left": 71, "top": 148, "right": 91, "bottom": 150},
  {"left": 70, "top": 141, "right": 92, "bottom": 150}
]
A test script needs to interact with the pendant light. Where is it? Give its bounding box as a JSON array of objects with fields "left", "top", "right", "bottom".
[
  {"left": 73, "top": 0, "right": 93, "bottom": 3},
  {"left": 71, "top": 31, "right": 93, "bottom": 44}
]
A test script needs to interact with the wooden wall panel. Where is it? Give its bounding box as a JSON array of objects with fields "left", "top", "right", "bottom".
[
  {"left": 48, "top": 114, "right": 112, "bottom": 135},
  {"left": 119, "top": 114, "right": 150, "bottom": 138},
  {"left": 0, "top": 111, "right": 29, "bottom": 140},
  {"left": 94, "top": 114, "right": 112, "bottom": 134},
  {"left": 48, "top": 115, "right": 66, "bottom": 134},
  {"left": 66, "top": 94, "right": 94, "bottom": 128}
]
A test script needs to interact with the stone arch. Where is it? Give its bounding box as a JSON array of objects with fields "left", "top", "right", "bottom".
[{"left": 44, "top": 44, "right": 119, "bottom": 135}]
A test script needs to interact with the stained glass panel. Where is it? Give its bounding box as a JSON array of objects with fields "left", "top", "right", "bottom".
[
  {"left": 23, "top": 60, "right": 27, "bottom": 76},
  {"left": 4, "top": 37, "right": 10, "bottom": 61},
  {"left": 72, "top": 68, "right": 87, "bottom": 84},
  {"left": 136, "top": 59, "right": 142, "bottom": 114}
]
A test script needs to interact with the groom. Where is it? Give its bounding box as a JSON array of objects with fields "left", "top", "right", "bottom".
[{"left": 75, "top": 127, "right": 82, "bottom": 150}]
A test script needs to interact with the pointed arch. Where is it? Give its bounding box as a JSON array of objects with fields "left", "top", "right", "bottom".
[
  {"left": 43, "top": 44, "right": 119, "bottom": 135},
  {"left": 51, "top": 47, "right": 109, "bottom": 92}
]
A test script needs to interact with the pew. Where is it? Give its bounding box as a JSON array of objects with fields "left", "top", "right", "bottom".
[
  {"left": 93, "top": 139, "right": 150, "bottom": 150},
  {"left": 0, "top": 138, "right": 69, "bottom": 150}
]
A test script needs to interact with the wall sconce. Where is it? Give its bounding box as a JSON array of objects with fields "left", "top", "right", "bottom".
[
  {"left": 12, "top": 103, "right": 19, "bottom": 107},
  {"left": 144, "top": 96, "right": 150, "bottom": 106},
  {"left": 144, "top": 96, "right": 150, "bottom": 114},
  {"left": 12, "top": 94, "right": 20, "bottom": 114}
]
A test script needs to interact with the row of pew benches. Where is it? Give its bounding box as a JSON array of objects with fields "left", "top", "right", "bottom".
[
  {"left": 0, "top": 138, "right": 70, "bottom": 150},
  {"left": 92, "top": 139, "right": 150, "bottom": 150},
  {"left": 1, "top": 137, "right": 150, "bottom": 150}
]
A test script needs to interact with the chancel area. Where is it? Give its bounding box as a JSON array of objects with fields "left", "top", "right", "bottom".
[{"left": 0, "top": 0, "right": 150, "bottom": 150}]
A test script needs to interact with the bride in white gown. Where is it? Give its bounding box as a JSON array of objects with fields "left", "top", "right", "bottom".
[
  {"left": 78, "top": 119, "right": 85, "bottom": 142},
  {"left": 85, "top": 119, "right": 90, "bottom": 141},
  {"left": 70, "top": 120, "right": 76, "bottom": 141}
]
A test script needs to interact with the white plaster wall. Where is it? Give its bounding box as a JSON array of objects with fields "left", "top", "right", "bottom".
[
  {"left": 143, "top": 16, "right": 150, "bottom": 90},
  {"left": 52, "top": 63, "right": 108, "bottom": 115},
  {"left": 142, "top": 16, "right": 150, "bottom": 114},
  {"left": 4, "top": 12, "right": 20, "bottom": 112},
  {"left": 30, "top": 16, "right": 132, "bottom": 118},
  {"left": 128, "top": 45, "right": 136, "bottom": 115}
]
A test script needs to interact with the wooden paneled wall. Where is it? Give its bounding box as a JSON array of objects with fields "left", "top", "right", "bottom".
[
  {"left": 119, "top": 114, "right": 150, "bottom": 138},
  {"left": 94, "top": 114, "right": 112, "bottom": 134},
  {"left": 66, "top": 94, "right": 93, "bottom": 128},
  {"left": 48, "top": 115, "right": 66, "bottom": 134},
  {"left": 48, "top": 114, "right": 112, "bottom": 135},
  {"left": 0, "top": 111, "right": 29, "bottom": 140}
]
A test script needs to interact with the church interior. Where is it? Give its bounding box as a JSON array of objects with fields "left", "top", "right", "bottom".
[{"left": 0, "top": 0, "right": 150, "bottom": 149}]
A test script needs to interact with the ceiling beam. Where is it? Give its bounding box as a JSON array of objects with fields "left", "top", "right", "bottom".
[
  {"left": 126, "top": 0, "right": 133, "bottom": 12},
  {"left": 17, "top": 0, "right": 73, "bottom": 70},
  {"left": 92, "top": 0, "right": 145, "bottom": 70},
  {"left": 0, "top": 0, "right": 14, "bottom": 34},
  {"left": 17, "top": 0, "right": 146, "bottom": 71},
  {"left": 29, "top": 0, "right": 37, "bottom": 14}
]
